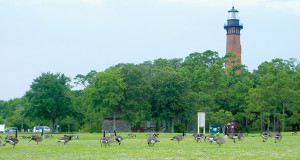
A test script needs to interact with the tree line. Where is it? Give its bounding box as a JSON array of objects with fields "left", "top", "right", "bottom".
[{"left": 0, "top": 50, "right": 299, "bottom": 133}]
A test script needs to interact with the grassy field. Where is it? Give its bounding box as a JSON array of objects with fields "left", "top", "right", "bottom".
[{"left": 0, "top": 132, "right": 299, "bottom": 160}]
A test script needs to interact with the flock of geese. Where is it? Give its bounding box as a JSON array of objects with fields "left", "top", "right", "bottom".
[
  {"left": 0, "top": 129, "right": 79, "bottom": 148},
  {"left": 0, "top": 129, "right": 296, "bottom": 149}
]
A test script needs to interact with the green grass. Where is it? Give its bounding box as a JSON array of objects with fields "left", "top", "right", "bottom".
[{"left": 0, "top": 132, "right": 299, "bottom": 160}]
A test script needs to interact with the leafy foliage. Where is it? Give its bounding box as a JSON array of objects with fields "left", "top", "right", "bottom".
[{"left": 0, "top": 51, "right": 299, "bottom": 133}]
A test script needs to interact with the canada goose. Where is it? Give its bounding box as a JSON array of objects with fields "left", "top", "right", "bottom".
[
  {"left": 147, "top": 136, "right": 160, "bottom": 147},
  {"left": 128, "top": 133, "right": 136, "bottom": 138},
  {"left": 232, "top": 133, "right": 239, "bottom": 143},
  {"left": 170, "top": 131, "right": 186, "bottom": 143},
  {"left": 261, "top": 132, "right": 269, "bottom": 142},
  {"left": 146, "top": 133, "right": 159, "bottom": 138},
  {"left": 215, "top": 135, "right": 228, "bottom": 147},
  {"left": 114, "top": 130, "right": 124, "bottom": 145},
  {"left": 71, "top": 135, "right": 79, "bottom": 140},
  {"left": 57, "top": 135, "right": 72, "bottom": 145},
  {"left": 204, "top": 134, "right": 215, "bottom": 144},
  {"left": 204, "top": 134, "right": 214, "bottom": 142},
  {"left": 268, "top": 132, "right": 275, "bottom": 138},
  {"left": 100, "top": 131, "right": 111, "bottom": 147},
  {"left": 274, "top": 132, "right": 282, "bottom": 143},
  {"left": 238, "top": 133, "right": 244, "bottom": 141},
  {"left": 192, "top": 134, "right": 202, "bottom": 142},
  {"left": 216, "top": 132, "right": 220, "bottom": 136},
  {"left": 3, "top": 130, "right": 19, "bottom": 148},
  {"left": 208, "top": 135, "right": 216, "bottom": 144},
  {"left": 44, "top": 135, "right": 53, "bottom": 139},
  {"left": 292, "top": 132, "right": 297, "bottom": 136},
  {"left": 193, "top": 133, "right": 205, "bottom": 138},
  {"left": 244, "top": 133, "right": 248, "bottom": 136},
  {"left": 5, "top": 135, "right": 14, "bottom": 140},
  {"left": 28, "top": 129, "right": 44, "bottom": 145}
]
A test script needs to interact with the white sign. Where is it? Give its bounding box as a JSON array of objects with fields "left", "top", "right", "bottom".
[
  {"left": 197, "top": 112, "right": 205, "bottom": 134},
  {"left": 0, "top": 124, "right": 5, "bottom": 133},
  {"left": 198, "top": 112, "right": 205, "bottom": 127}
]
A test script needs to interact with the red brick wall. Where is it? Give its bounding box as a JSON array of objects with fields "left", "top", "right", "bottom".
[{"left": 226, "top": 34, "right": 242, "bottom": 74}]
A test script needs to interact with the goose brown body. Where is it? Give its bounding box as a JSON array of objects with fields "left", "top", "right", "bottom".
[
  {"left": 215, "top": 135, "right": 228, "bottom": 147},
  {"left": 193, "top": 133, "right": 203, "bottom": 142},
  {"left": 170, "top": 131, "right": 186, "bottom": 143},
  {"left": 114, "top": 130, "right": 124, "bottom": 145},
  {"left": 57, "top": 135, "right": 72, "bottom": 145},
  {"left": 3, "top": 130, "right": 19, "bottom": 148},
  {"left": 274, "top": 132, "right": 282, "bottom": 143},
  {"left": 261, "top": 132, "right": 269, "bottom": 142},
  {"left": 100, "top": 131, "right": 112, "bottom": 147},
  {"left": 128, "top": 133, "right": 136, "bottom": 138},
  {"left": 44, "top": 135, "right": 53, "bottom": 139},
  {"left": 28, "top": 129, "right": 44, "bottom": 144},
  {"left": 69, "top": 135, "right": 79, "bottom": 140},
  {"left": 147, "top": 136, "right": 160, "bottom": 147}
]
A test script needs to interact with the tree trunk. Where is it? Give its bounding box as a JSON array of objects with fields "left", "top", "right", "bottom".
[
  {"left": 267, "top": 114, "right": 270, "bottom": 132},
  {"left": 246, "top": 118, "right": 248, "bottom": 127},
  {"left": 273, "top": 106, "right": 276, "bottom": 132},
  {"left": 171, "top": 119, "right": 174, "bottom": 133},
  {"left": 59, "top": 117, "right": 61, "bottom": 133},
  {"left": 260, "top": 113, "right": 263, "bottom": 132},
  {"left": 282, "top": 102, "right": 285, "bottom": 132},
  {"left": 50, "top": 119, "right": 54, "bottom": 132},
  {"left": 167, "top": 120, "right": 171, "bottom": 133},
  {"left": 277, "top": 118, "right": 279, "bottom": 132},
  {"left": 21, "top": 123, "right": 23, "bottom": 132},
  {"left": 113, "top": 112, "right": 116, "bottom": 131}
]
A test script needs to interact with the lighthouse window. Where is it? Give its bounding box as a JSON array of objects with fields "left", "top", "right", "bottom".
[
  {"left": 233, "top": 27, "right": 236, "bottom": 33},
  {"left": 228, "top": 12, "right": 239, "bottom": 19}
]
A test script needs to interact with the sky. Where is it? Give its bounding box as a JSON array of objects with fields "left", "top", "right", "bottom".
[{"left": 0, "top": 0, "right": 299, "bottom": 101}]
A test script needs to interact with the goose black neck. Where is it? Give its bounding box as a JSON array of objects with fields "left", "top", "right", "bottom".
[
  {"left": 41, "top": 129, "right": 44, "bottom": 136},
  {"left": 114, "top": 130, "right": 116, "bottom": 136},
  {"left": 15, "top": 130, "right": 18, "bottom": 138},
  {"left": 103, "top": 131, "right": 106, "bottom": 137}
]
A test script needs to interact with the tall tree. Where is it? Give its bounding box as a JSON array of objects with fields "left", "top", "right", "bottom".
[
  {"left": 25, "top": 72, "right": 72, "bottom": 133},
  {"left": 115, "top": 63, "right": 152, "bottom": 127},
  {"left": 151, "top": 67, "right": 191, "bottom": 132},
  {"left": 83, "top": 68, "right": 127, "bottom": 131}
]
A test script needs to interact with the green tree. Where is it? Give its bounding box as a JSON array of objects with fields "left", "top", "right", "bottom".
[
  {"left": 74, "top": 70, "right": 97, "bottom": 87},
  {"left": 83, "top": 68, "right": 127, "bottom": 131},
  {"left": 225, "top": 52, "right": 242, "bottom": 78},
  {"left": 25, "top": 72, "right": 72, "bottom": 133},
  {"left": 115, "top": 63, "right": 152, "bottom": 127},
  {"left": 151, "top": 67, "right": 191, "bottom": 132}
]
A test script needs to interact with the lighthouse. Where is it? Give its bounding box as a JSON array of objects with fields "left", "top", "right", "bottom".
[{"left": 224, "top": 6, "right": 243, "bottom": 73}]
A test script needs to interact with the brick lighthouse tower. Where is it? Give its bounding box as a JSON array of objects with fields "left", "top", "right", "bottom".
[{"left": 224, "top": 6, "right": 243, "bottom": 73}]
